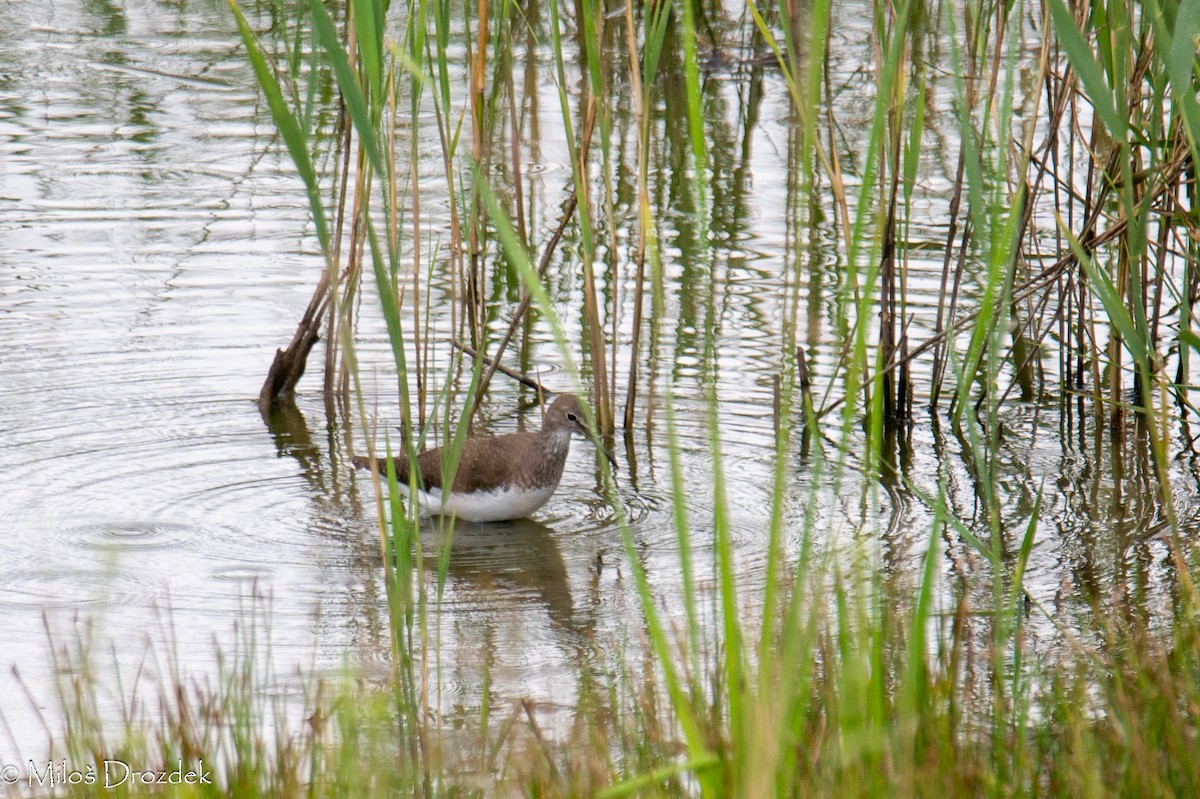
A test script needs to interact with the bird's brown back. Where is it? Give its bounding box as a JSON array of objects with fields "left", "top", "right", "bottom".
[
  {"left": 352, "top": 428, "right": 565, "bottom": 494},
  {"left": 352, "top": 394, "right": 585, "bottom": 494}
]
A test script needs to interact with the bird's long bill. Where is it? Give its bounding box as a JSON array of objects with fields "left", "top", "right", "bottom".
[{"left": 592, "top": 436, "right": 618, "bottom": 473}]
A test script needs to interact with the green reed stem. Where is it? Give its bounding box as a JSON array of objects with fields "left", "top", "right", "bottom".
[{"left": 229, "top": 0, "right": 332, "bottom": 262}]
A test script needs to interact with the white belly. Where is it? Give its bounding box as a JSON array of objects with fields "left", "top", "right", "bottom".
[{"left": 399, "top": 483, "right": 557, "bottom": 523}]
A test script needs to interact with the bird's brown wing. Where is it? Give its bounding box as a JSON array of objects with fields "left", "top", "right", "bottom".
[
  {"left": 448, "top": 433, "right": 535, "bottom": 493},
  {"left": 353, "top": 432, "right": 536, "bottom": 493},
  {"left": 360, "top": 442, "right": 483, "bottom": 492}
]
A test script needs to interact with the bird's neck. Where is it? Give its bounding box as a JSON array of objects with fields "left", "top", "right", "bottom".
[{"left": 540, "top": 426, "right": 573, "bottom": 452}]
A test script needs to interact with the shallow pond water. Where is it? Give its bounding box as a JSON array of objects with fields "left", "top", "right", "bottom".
[{"left": 1, "top": 0, "right": 1197, "bottom": 761}]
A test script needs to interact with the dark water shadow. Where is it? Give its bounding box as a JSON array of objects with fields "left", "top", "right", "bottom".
[{"left": 421, "top": 517, "right": 581, "bottom": 639}]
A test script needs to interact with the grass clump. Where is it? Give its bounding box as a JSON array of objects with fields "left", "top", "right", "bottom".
[{"left": 18, "top": 554, "right": 1200, "bottom": 797}]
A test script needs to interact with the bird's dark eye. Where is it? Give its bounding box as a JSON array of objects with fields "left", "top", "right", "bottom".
[{"left": 567, "top": 413, "right": 578, "bottom": 422}]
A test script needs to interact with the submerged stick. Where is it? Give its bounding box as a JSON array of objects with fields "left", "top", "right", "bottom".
[
  {"left": 453, "top": 339, "right": 547, "bottom": 396},
  {"left": 258, "top": 272, "right": 330, "bottom": 411}
]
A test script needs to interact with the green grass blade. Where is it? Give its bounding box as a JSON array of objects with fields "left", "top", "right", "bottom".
[
  {"left": 596, "top": 752, "right": 721, "bottom": 799},
  {"left": 1169, "top": 0, "right": 1200, "bottom": 166},
  {"left": 1047, "top": 0, "right": 1129, "bottom": 142},
  {"left": 678, "top": 0, "right": 710, "bottom": 214},
  {"left": 309, "top": 0, "right": 389, "bottom": 183},
  {"left": 353, "top": 0, "right": 386, "bottom": 105},
  {"left": 229, "top": 0, "right": 332, "bottom": 258},
  {"left": 1059, "top": 218, "right": 1149, "bottom": 371}
]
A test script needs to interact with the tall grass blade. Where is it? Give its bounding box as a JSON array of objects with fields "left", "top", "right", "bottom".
[
  {"left": 229, "top": 0, "right": 332, "bottom": 258},
  {"left": 1061, "top": 220, "right": 1150, "bottom": 375},
  {"left": 1047, "top": 0, "right": 1130, "bottom": 142},
  {"left": 1168, "top": 0, "right": 1200, "bottom": 167},
  {"left": 309, "top": 0, "right": 389, "bottom": 184}
]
